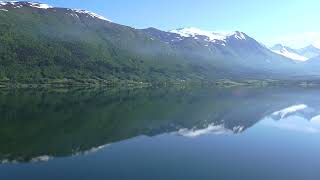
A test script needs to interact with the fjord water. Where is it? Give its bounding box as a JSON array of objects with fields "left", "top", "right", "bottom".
[{"left": 1, "top": 87, "right": 320, "bottom": 180}]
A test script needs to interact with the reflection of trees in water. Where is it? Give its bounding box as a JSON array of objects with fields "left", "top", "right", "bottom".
[{"left": 0, "top": 87, "right": 320, "bottom": 162}]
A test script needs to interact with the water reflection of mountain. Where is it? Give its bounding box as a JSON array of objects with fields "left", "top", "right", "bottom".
[
  {"left": 271, "top": 104, "right": 320, "bottom": 121},
  {"left": 1, "top": 87, "right": 320, "bottom": 163}
]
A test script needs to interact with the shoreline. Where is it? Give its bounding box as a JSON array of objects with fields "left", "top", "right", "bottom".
[{"left": 1, "top": 79, "right": 320, "bottom": 89}]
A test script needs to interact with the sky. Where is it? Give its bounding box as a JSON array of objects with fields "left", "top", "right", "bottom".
[{"left": 36, "top": 0, "right": 320, "bottom": 48}]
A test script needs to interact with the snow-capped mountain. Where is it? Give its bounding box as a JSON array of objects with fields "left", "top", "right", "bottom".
[
  {"left": 2, "top": 1, "right": 320, "bottom": 81},
  {"left": 270, "top": 44, "right": 308, "bottom": 61},
  {"left": 0, "top": 1, "right": 52, "bottom": 9},
  {"left": 169, "top": 27, "right": 246, "bottom": 46},
  {"left": 72, "top": 9, "right": 111, "bottom": 22},
  {"left": 270, "top": 44, "right": 320, "bottom": 61},
  {"left": 0, "top": 1, "right": 111, "bottom": 21},
  {"left": 297, "top": 44, "right": 320, "bottom": 59},
  {"left": 143, "top": 27, "right": 296, "bottom": 74}
]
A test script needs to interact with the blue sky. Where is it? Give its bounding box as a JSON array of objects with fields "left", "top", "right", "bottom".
[{"left": 38, "top": 0, "right": 320, "bottom": 48}]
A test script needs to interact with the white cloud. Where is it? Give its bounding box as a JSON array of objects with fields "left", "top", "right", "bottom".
[{"left": 263, "top": 32, "right": 320, "bottom": 48}]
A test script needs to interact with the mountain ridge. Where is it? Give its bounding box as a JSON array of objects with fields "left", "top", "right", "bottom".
[
  {"left": 270, "top": 43, "right": 320, "bottom": 61},
  {"left": 1, "top": 1, "right": 320, "bottom": 85}
]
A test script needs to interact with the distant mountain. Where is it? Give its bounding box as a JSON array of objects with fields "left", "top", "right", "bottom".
[
  {"left": 303, "top": 55, "right": 320, "bottom": 70},
  {"left": 0, "top": 1, "right": 320, "bottom": 85},
  {"left": 270, "top": 44, "right": 308, "bottom": 61},
  {"left": 309, "top": 55, "right": 320, "bottom": 61},
  {"left": 169, "top": 27, "right": 247, "bottom": 46},
  {"left": 270, "top": 44, "right": 320, "bottom": 61},
  {"left": 143, "top": 27, "right": 298, "bottom": 77},
  {"left": 297, "top": 45, "right": 320, "bottom": 59}
]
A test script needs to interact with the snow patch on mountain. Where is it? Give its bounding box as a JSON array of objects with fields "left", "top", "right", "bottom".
[
  {"left": 272, "top": 104, "right": 308, "bottom": 119},
  {"left": 272, "top": 49, "right": 308, "bottom": 61},
  {"left": 177, "top": 124, "right": 232, "bottom": 137},
  {"left": 0, "top": 1, "right": 17, "bottom": 6},
  {"left": 0, "top": 1, "right": 22, "bottom": 8},
  {"left": 73, "top": 9, "right": 111, "bottom": 22},
  {"left": 169, "top": 27, "right": 246, "bottom": 43},
  {"left": 176, "top": 123, "right": 244, "bottom": 137},
  {"left": 31, "top": 155, "right": 52, "bottom": 162},
  {"left": 0, "top": 1, "right": 52, "bottom": 9},
  {"left": 29, "top": 2, "right": 52, "bottom": 9},
  {"left": 310, "top": 115, "right": 320, "bottom": 123},
  {"left": 271, "top": 44, "right": 308, "bottom": 61},
  {"left": 0, "top": 1, "right": 111, "bottom": 22}
]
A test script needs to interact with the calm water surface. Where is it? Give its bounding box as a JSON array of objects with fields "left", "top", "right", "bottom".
[{"left": 1, "top": 87, "right": 320, "bottom": 180}]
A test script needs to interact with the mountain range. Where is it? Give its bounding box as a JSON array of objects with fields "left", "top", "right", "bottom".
[
  {"left": 270, "top": 44, "right": 320, "bottom": 61},
  {"left": 1, "top": 1, "right": 320, "bottom": 85}
]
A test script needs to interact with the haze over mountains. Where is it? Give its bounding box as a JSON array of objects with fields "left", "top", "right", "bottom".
[
  {"left": 270, "top": 44, "right": 320, "bottom": 61},
  {"left": 1, "top": 1, "right": 320, "bottom": 84}
]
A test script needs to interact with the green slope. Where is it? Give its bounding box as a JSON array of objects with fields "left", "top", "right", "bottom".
[
  {"left": 0, "top": 5, "right": 222, "bottom": 85},
  {"left": 0, "top": 2, "right": 316, "bottom": 86}
]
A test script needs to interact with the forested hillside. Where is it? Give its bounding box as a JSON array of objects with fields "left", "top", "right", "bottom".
[{"left": 0, "top": 2, "right": 319, "bottom": 86}]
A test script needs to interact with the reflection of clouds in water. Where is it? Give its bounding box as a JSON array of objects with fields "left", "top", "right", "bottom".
[
  {"left": 72, "top": 144, "right": 110, "bottom": 156},
  {"left": 1, "top": 155, "right": 52, "bottom": 164},
  {"left": 1, "top": 144, "right": 110, "bottom": 164},
  {"left": 272, "top": 104, "right": 308, "bottom": 119},
  {"left": 263, "top": 104, "right": 320, "bottom": 134},
  {"left": 177, "top": 123, "right": 244, "bottom": 138},
  {"left": 264, "top": 116, "right": 320, "bottom": 134},
  {"left": 310, "top": 115, "right": 320, "bottom": 123},
  {"left": 31, "top": 155, "right": 52, "bottom": 162}
]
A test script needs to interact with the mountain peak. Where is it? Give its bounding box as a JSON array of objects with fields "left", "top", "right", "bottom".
[
  {"left": 231, "top": 31, "right": 247, "bottom": 40},
  {"left": 271, "top": 44, "right": 308, "bottom": 61},
  {"left": 0, "top": 1, "right": 52, "bottom": 9},
  {"left": 72, "top": 9, "right": 111, "bottom": 22},
  {"left": 0, "top": 1, "right": 112, "bottom": 22},
  {"left": 169, "top": 27, "right": 246, "bottom": 42},
  {"left": 305, "top": 44, "right": 320, "bottom": 50},
  {"left": 271, "top": 44, "right": 285, "bottom": 50}
]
